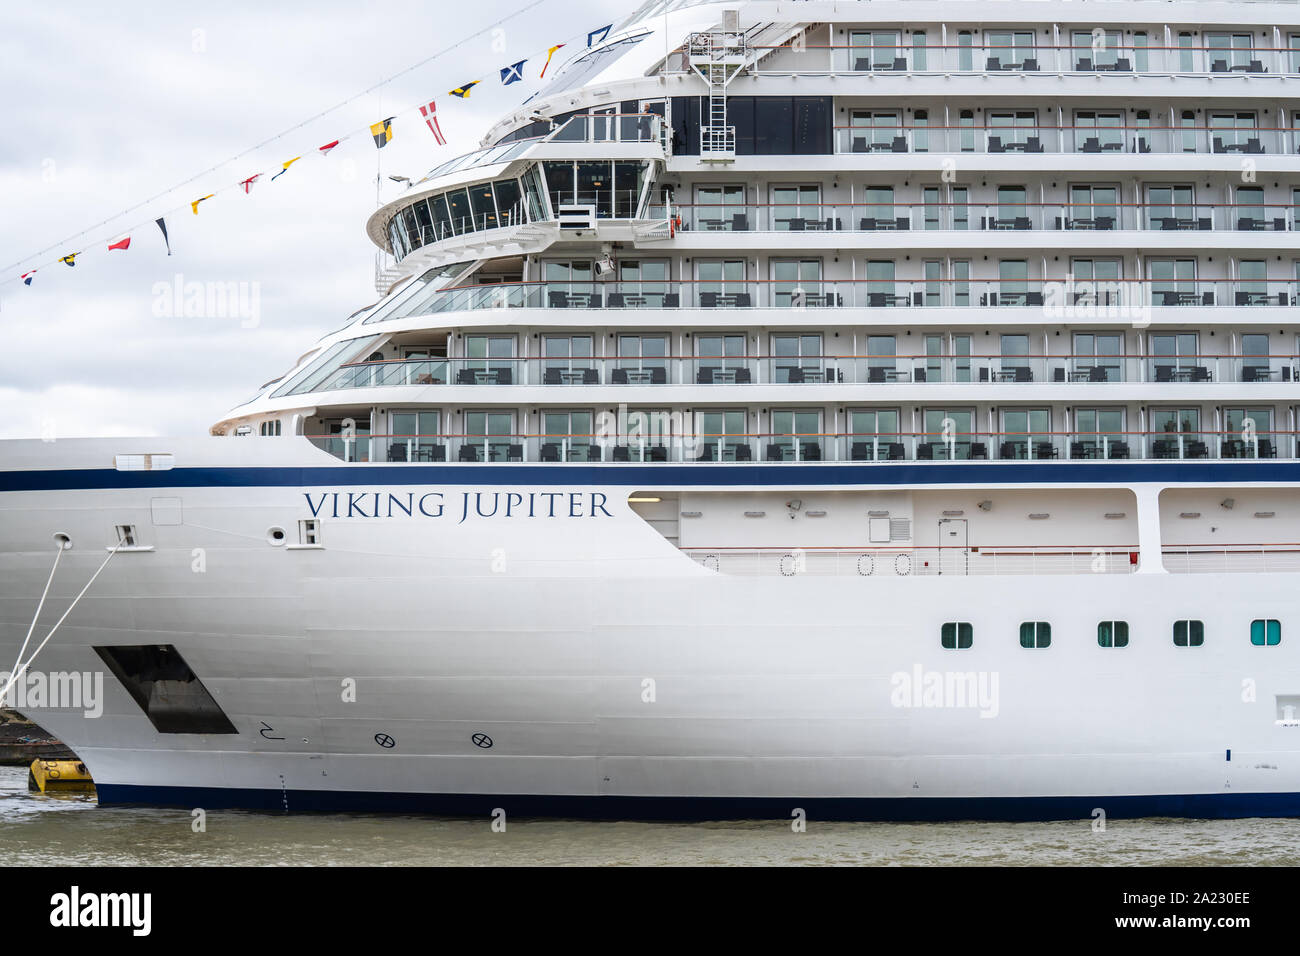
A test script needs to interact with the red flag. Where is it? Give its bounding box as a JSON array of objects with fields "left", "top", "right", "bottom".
[
  {"left": 418, "top": 101, "right": 446, "bottom": 145},
  {"left": 240, "top": 174, "right": 261, "bottom": 194},
  {"left": 319, "top": 140, "right": 339, "bottom": 156},
  {"left": 107, "top": 236, "right": 131, "bottom": 251}
]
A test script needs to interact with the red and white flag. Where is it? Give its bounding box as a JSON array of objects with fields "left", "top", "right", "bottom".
[
  {"left": 107, "top": 235, "right": 131, "bottom": 251},
  {"left": 319, "top": 140, "right": 339, "bottom": 156},
  {"left": 240, "top": 174, "right": 261, "bottom": 194},
  {"left": 418, "top": 101, "right": 446, "bottom": 145}
]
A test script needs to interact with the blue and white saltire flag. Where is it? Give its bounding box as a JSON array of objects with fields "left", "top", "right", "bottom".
[{"left": 500, "top": 60, "right": 526, "bottom": 85}]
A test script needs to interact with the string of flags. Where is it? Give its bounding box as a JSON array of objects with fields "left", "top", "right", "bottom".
[{"left": 6, "top": 20, "right": 617, "bottom": 290}]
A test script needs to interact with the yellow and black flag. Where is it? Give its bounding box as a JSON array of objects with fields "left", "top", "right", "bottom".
[
  {"left": 370, "top": 117, "right": 394, "bottom": 149},
  {"left": 59, "top": 253, "right": 78, "bottom": 267},
  {"left": 449, "top": 81, "right": 479, "bottom": 98}
]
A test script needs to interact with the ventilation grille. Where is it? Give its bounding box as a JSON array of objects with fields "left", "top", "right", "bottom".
[{"left": 889, "top": 518, "right": 912, "bottom": 541}]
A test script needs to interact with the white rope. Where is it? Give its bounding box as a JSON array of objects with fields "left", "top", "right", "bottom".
[
  {"left": 5, "top": 543, "right": 65, "bottom": 702},
  {"left": 0, "top": 536, "right": 124, "bottom": 704}
]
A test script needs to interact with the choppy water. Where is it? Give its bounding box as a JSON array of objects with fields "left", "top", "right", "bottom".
[{"left": 1, "top": 767, "right": 1297, "bottom": 866}]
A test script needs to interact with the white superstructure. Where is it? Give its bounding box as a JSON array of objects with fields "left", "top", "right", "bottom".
[{"left": 4, "top": 0, "right": 1300, "bottom": 818}]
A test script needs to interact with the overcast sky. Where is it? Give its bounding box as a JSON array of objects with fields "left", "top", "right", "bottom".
[{"left": 0, "top": 0, "right": 618, "bottom": 439}]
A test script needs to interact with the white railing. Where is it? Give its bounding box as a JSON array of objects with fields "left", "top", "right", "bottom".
[{"left": 683, "top": 546, "right": 1138, "bottom": 577}]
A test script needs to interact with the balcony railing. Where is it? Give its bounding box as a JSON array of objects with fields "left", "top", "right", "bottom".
[
  {"left": 828, "top": 124, "right": 1295, "bottom": 156},
  {"left": 307, "top": 430, "right": 1297, "bottom": 465},
  {"left": 548, "top": 113, "right": 662, "bottom": 145},
  {"left": 369, "top": 278, "right": 1300, "bottom": 322},
  {"left": 659, "top": 202, "right": 1298, "bottom": 234},
  {"left": 746, "top": 41, "right": 1299, "bottom": 79},
  {"left": 682, "top": 545, "right": 1139, "bottom": 577},
  {"left": 321, "top": 352, "right": 1300, "bottom": 391}
]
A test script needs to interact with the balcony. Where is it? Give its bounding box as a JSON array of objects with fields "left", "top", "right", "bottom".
[
  {"left": 316, "top": 352, "right": 1300, "bottom": 392},
  {"left": 662, "top": 202, "right": 1296, "bottom": 234},
  {"left": 828, "top": 125, "right": 1294, "bottom": 157},
  {"left": 547, "top": 113, "right": 663, "bottom": 145},
  {"left": 358, "top": 278, "right": 1300, "bottom": 329},
  {"left": 745, "top": 40, "right": 1297, "bottom": 80},
  {"left": 307, "top": 429, "right": 1297, "bottom": 465}
]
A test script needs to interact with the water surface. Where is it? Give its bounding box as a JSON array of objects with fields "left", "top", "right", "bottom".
[{"left": 2, "top": 768, "right": 1295, "bottom": 866}]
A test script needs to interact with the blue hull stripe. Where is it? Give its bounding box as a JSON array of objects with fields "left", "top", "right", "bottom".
[
  {"left": 4, "top": 461, "right": 1300, "bottom": 493},
  {"left": 96, "top": 784, "right": 1300, "bottom": 821}
]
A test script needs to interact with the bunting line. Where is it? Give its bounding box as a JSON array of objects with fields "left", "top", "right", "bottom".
[
  {"left": 2, "top": 6, "right": 640, "bottom": 290},
  {"left": 0, "top": 0, "right": 557, "bottom": 281}
]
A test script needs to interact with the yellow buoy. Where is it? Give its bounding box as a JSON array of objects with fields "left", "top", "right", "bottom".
[{"left": 28, "top": 758, "right": 95, "bottom": 794}]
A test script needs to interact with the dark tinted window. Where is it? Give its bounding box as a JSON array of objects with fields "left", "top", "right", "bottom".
[{"left": 94, "top": 645, "right": 237, "bottom": 735}]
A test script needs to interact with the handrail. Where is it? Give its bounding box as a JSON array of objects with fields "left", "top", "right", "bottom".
[{"left": 338, "top": 352, "right": 1300, "bottom": 367}]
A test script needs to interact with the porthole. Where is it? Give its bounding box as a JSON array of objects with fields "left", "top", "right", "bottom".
[
  {"left": 857, "top": 554, "right": 874, "bottom": 576},
  {"left": 267, "top": 526, "right": 287, "bottom": 546}
]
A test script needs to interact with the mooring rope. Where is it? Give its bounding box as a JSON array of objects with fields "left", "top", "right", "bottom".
[
  {"left": 1, "top": 535, "right": 124, "bottom": 704},
  {"left": 5, "top": 541, "right": 66, "bottom": 699}
]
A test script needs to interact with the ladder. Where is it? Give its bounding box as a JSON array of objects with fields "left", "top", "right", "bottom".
[
  {"left": 703, "top": 60, "right": 733, "bottom": 156},
  {"left": 687, "top": 10, "right": 746, "bottom": 161}
]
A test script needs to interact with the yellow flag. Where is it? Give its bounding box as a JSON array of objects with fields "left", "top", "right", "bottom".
[
  {"left": 191, "top": 194, "right": 214, "bottom": 215},
  {"left": 271, "top": 157, "right": 300, "bottom": 181},
  {"left": 540, "top": 43, "right": 565, "bottom": 77},
  {"left": 370, "top": 118, "right": 394, "bottom": 149}
]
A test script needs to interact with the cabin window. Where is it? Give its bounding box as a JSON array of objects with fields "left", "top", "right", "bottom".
[
  {"left": 1019, "top": 621, "right": 1051, "bottom": 648},
  {"left": 1098, "top": 621, "right": 1129, "bottom": 648},
  {"left": 1173, "top": 620, "right": 1204, "bottom": 647},
  {"left": 941, "top": 622, "right": 973, "bottom": 649},
  {"left": 1251, "top": 620, "right": 1281, "bottom": 646}
]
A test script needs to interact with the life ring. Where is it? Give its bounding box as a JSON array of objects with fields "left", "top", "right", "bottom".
[
  {"left": 857, "top": 554, "right": 874, "bottom": 576},
  {"left": 894, "top": 553, "right": 912, "bottom": 576}
]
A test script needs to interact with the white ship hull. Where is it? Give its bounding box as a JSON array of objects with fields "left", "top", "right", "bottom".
[{"left": 2, "top": 437, "right": 1297, "bottom": 820}]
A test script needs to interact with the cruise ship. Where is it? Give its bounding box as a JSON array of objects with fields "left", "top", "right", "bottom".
[{"left": 4, "top": 0, "right": 1300, "bottom": 820}]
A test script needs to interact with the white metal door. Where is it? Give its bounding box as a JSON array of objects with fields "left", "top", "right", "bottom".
[{"left": 938, "top": 518, "right": 968, "bottom": 575}]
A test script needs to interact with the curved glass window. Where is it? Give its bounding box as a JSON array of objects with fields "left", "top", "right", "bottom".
[
  {"left": 364, "top": 263, "right": 474, "bottom": 324},
  {"left": 386, "top": 168, "right": 548, "bottom": 260},
  {"left": 270, "top": 335, "right": 383, "bottom": 397},
  {"left": 416, "top": 138, "right": 540, "bottom": 187}
]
